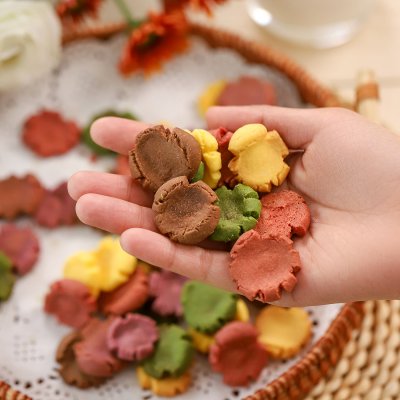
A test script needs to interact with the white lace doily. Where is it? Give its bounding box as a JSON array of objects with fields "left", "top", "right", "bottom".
[{"left": 0, "top": 35, "right": 343, "bottom": 400}]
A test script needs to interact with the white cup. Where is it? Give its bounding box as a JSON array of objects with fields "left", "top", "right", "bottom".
[{"left": 246, "top": 0, "right": 377, "bottom": 48}]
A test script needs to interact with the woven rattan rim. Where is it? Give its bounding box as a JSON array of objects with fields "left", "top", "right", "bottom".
[{"left": 0, "top": 22, "right": 362, "bottom": 400}]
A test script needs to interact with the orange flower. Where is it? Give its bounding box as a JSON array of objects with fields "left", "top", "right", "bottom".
[
  {"left": 119, "top": 11, "right": 189, "bottom": 76},
  {"left": 163, "top": 0, "right": 227, "bottom": 15},
  {"left": 57, "top": 0, "right": 102, "bottom": 24}
]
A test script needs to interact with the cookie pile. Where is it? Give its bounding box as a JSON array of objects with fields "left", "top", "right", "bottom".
[
  {"left": 44, "top": 237, "right": 313, "bottom": 396},
  {"left": 129, "top": 123, "right": 311, "bottom": 302}
]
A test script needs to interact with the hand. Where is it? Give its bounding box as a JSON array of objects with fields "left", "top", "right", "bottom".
[{"left": 68, "top": 106, "right": 400, "bottom": 306}]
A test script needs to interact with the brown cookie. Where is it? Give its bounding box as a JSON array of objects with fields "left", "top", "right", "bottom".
[
  {"left": 152, "top": 176, "right": 220, "bottom": 245},
  {"left": 129, "top": 125, "right": 202, "bottom": 192},
  {"left": 56, "top": 331, "right": 105, "bottom": 389},
  {"left": 22, "top": 110, "right": 80, "bottom": 157},
  {"left": 0, "top": 174, "right": 44, "bottom": 219}
]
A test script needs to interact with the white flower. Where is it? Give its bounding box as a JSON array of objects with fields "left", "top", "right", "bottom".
[{"left": 0, "top": 1, "right": 62, "bottom": 92}]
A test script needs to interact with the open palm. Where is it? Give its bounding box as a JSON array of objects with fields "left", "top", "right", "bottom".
[{"left": 68, "top": 106, "right": 400, "bottom": 306}]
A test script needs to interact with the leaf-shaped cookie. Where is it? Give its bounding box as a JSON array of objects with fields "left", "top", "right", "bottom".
[{"left": 182, "top": 281, "right": 237, "bottom": 334}]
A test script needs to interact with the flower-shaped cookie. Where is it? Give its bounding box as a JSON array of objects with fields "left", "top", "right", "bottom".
[
  {"left": 210, "top": 184, "right": 261, "bottom": 242},
  {"left": 35, "top": 182, "right": 78, "bottom": 228},
  {"left": 228, "top": 124, "right": 290, "bottom": 192},
  {"left": 56, "top": 331, "right": 105, "bottom": 389},
  {"left": 74, "top": 318, "right": 125, "bottom": 378},
  {"left": 99, "top": 264, "right": 149, "bottom": 315},
  {"left": 23, "top": 109, "right": 80, "bottom": 157},
  {"left": 149, "top": 270, "right": 187, "bottom": 317},
  {"left": 213, "top": 127, "right": 236, "bottom": 187},
  {"left": 0, "top": 252, "right": 15, "bottom": 301},
  {"left": 82, "top": 110, "right": 137, "bottom": 156},
  {"left": 197, "top": 80, "right": 227, "bottom": 117},
  {"left": 129, "top": 125, "right": 202, "bottom": 192},
  {"left": 209, "top": 321, "right": 268, "bottom": 387},
  {"left": 0, "top": 224, "right": 40, "bottom": 275},
  {"left": 255, "top": 306, "right": 312, "bottom": 359},
  {"left": 64, "top": 236, "right": 137, "bottom": 296},
  {"left": 256, "top": 190, "right": 311, "bottom": 238},
  {"left": 137, "top": 367, "right": 192, "bottom": 397},
  {"left": 152, "top": 176, "right": 220, "bottom": 245},
  {"left": 182, "top": 281, "right": 237, "bottom": 334},
  {"left": 107, "top": 314, "right": 159, "bottom": 361},
  {"left": 44, "top": 279, "right": 97, "bottom": 329},
  {"left": 0, "top": 174, "right": 44, "bottom": 219},
  {"left": 190, "top": 129, "right": 222, "bottom": 189},
  {"left": 229, "top": 230, "right": 301, "bottom": 302},
  {"left": 142, "top": 324, "right": 194, "bottom": 379}
]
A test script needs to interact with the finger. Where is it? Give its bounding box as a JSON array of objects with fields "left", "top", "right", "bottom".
[
  {"left": 206, "top": 105, "right": 329, "bottom": 149},
  {"left": 120, "top": 228, "right": 236, "bottom": 292},
  {"left": 76, "top": 193, "right": 156, "bottom": 234},
  {"left": 68, "top": 171, "right": 153, "bottom": 207},
  {"left": 91, "top": 117, "right": 150, "bottom": 155}
]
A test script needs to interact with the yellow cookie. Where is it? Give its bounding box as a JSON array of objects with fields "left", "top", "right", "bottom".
[
  {"left": 190, "top": 129, "right": 222, "bottom": 189},
  {"left": 188, "top": 327, "right": 215, "bottom": 354},
  {"left": 136, "top": 367, "right": 192, "bottom": 397},
  {"left": 235, "top": 298, "right": 250, "bottom": 322},
  {"left": 63, "top": 252, "right": 103, "bottom": 297},
  {"left": 255, "top": 306, "right": 312, "bottom": 359},
  {"left": 197, "top": 80, "right": 227, "bottom": 117},
  {"left": 228, "top": 124, "right": 290, "bottom": 192},
  {"left": 95, "top": 237, "right": 137, "bottom": 292},
  {"left": 63, "top": 236, "right": 137, "bottom": 295}
]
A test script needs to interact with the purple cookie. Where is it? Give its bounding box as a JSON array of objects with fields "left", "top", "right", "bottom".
[
  {"left": 149, "top": 271, "right": 187, "bottom": 317},
  {"left": 107, "top": 314, "right": 159, "bottom": 361}
]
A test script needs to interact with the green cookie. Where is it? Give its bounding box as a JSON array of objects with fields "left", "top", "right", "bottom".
[
  {"left": 190, "top": 161, "right": 205, "bottom": 183},
  {"left": 210, "top": 184, "right": 261, "bottom": 242},
  {"left": 0, "top": 251, "right": 16, "bottom": 301},
  {"left": 182, "top": 281, "right": 237, "bottom": 334},
  {"left": 82, "top": 110, "right": 138, "bottom": 155},
  {"left": 142, "top": 325, "right": 194, "bottom": 379}
]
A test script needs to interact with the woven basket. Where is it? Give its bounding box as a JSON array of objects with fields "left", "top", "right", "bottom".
[{"left": 1, "top": 22, "right": 380, "bottom": 400}]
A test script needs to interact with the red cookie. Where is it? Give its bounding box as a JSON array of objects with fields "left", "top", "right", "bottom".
[
  {"left": 209, "top": 321, "right": 268, "bottom": 386},
  {"left": 44, "top": 279, "right": 97, "bottom": 329},
  {"left": 56, "top": 331, "right": 105, "bottom": 389},
  {"left": 112, "top": 155, "right": 130, "bottom": 175},
  {"left": 256, "top": 190, "right": 311, "bottom": 238},
  {"left": 74, "top": 318, "right": 125, "bottom": 378},
  {"left": 99, "top": 265, "right": 149, "bottom": 315},
  {"left": 22, "top": 110, "right": 80, "bottom": 157},
  {"left": 229, "top": 230, "right": 301, "bottom": 302},
  {"left": 0, "top": 175, "right": 44, "bottom": 219},
  {"left": 35, "top": 182, "right": 78, "bottom": 228},
  {"left": 212, "top": 127, "right": 237, "bottom": 188},
  {"left": 217, "top": 76, "right": 276, "bottom": 107},
  {"left": 0, "top": 224, "right": 40, "bottom": 275}
]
